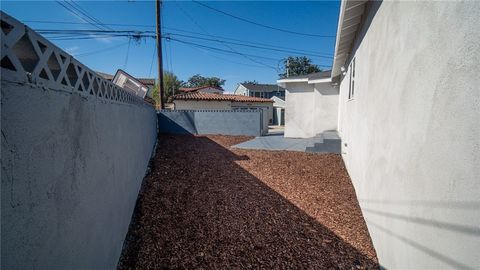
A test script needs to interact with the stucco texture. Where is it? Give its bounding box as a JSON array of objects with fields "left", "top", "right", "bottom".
[
  {"left": 158, "top": 110, "right": 264, "bottom": 136},
  {"left": 337, "top": 1, "right": 480, "bottom": 269},
  {"left": 1, "top": 81, "right": 158, "bottom": 269},
  {"left": 284, "top": 82, "right": 338, "bottom": 138}
]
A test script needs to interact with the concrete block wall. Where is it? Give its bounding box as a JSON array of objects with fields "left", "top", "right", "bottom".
[
  {"left": 158, "top": 110, "right": 264, "bottom": 136},
  {"left": 1, "top": 12, "right": 158, "bottom": 269}
]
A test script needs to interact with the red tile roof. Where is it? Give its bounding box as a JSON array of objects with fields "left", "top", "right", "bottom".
[
  {"left": 173, "top": 92, "right": 273, "bottom": 103},
  {"left": 179, "top": 86, "right": 224, "bottom": 93}
]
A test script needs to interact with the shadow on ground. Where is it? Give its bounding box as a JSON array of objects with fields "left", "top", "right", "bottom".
[{"left": 118, "top": 135, "right": 378, "bottom": 269}]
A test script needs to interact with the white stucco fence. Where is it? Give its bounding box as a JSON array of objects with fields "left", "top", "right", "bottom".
[{"left": 1, "top": 12, "right": 158, "bottom": 269}]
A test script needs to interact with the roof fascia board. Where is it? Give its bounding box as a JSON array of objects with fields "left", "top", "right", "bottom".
[
  {"left": 276, "top": 78, "right": 309, "bottom": 83},
  {"left": 331, "top": 0, "right": 367, "bottom": 78},
  {"left": 308, "top": 78, "right": 332, "bottom": 84}
]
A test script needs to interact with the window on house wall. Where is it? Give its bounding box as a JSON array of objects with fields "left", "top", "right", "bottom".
[
  {"left": 348, "top": 57, "right": 356, "bottom": 100},
  {"left": 249, "top": 92, "right": 254, "bottom": 97},
  {"left": 254, "top": 92, "right": 260, "bottom": 97}
]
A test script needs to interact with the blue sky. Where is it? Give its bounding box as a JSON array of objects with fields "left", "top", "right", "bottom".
[{"left": 1, "top": 1, "right": 340, "bottom": 92}]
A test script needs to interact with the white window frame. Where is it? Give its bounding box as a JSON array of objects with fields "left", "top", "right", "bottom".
[{"left": 348, "top": 57, "right": 356, "bottom": 100}]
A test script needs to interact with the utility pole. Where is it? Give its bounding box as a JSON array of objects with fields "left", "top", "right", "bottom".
[{"left": 156, "top": 0, "right": 165, "bottom": 109}]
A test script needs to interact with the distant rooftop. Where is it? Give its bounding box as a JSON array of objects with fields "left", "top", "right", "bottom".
[
  {"left": 179, "top": 86, "right": 224, "bottom": 93},
  {"left": 240, "top": 83, "right": 286, "bottom": 92},
  {"left": 173, "top": 92, "right": 273, "bottom": 103}
]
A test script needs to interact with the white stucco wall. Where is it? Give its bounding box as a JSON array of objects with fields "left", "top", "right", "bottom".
[
  {"left": 337, "top": 1, "right": 480, "bottom": 269},
  {"left": 283, "top": 82, "right": 338, "bottom": 138},
  {"left": 234, "top": 84, "right": 248, "bottom": 96},
  {"left": 284, "top": 82, "right": 316, "bottom": 138},
  {"left": 313, "top": 83, "right": 339, "bottom": 133},
  {"left": 174, "top": 100, "right": 232, "bottom": 110}
]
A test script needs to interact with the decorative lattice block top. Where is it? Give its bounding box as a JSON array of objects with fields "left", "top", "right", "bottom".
[{"left": 1, "top": 11, "right": 144, "bottom": 105}]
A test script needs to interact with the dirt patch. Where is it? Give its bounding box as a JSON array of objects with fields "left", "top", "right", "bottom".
[{"left": 118, "top": 135, "right": 378, "bottom": 269}]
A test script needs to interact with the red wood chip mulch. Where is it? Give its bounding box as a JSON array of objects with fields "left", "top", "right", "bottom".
[{"left": 118, "top": 135, "right": 379, "bottom": 269}]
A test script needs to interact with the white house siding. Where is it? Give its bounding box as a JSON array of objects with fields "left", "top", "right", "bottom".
[
  {"left": 284, "top": 83, "right": 316, "bottom": 138},
  {"left": 174, "top": 100, "right": 231, "bottom": 110},
  {"left": 313, "top": 83, "right": 338, "bottom": 134},
  {"left": 337, "top": 1, "right": 480, "bottom": 269},
  {"left": 233, "top": 84, "right": 248, "bottom": 96}
]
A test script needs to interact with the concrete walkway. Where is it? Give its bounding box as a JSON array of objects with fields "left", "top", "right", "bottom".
[{"left": 232, "top": 131, "right": 341, "bottom": 153}]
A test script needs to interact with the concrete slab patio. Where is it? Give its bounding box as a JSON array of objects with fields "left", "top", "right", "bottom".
[{"left": 232, "top": 131, "right": 341, "bottom": 153}]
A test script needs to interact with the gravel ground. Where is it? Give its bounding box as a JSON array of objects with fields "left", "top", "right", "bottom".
[{"left": 118, "top": 135, "right": 378, "bottom": 269}]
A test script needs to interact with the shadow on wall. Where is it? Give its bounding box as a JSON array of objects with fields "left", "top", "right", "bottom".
[
  {"left": 158, "top": 111, "right": 198, "bottom": 134},
  {"left": 118, "top": 135, "right": 379, "bottom": 268},
  {"left": 359, "top": 199, "right": 480, "bottom": 269}
]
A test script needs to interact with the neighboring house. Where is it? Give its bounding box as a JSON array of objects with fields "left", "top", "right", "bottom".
[
  {"left": 173, "top": 92, "right": 273, "bottom": 124},
  {"left": 330, "top": 1, "right": 479, "bottom": 269},
  {"left": 277, "top": 71, "right": 338, "bottom": 138},
  {"left": 234, "top": 83, "right": 286, "bottom": 100},
  {"left": 179, "top": 86, "right": 224, "bottom": 94}
]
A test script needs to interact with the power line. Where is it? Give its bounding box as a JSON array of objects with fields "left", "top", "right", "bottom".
[
  {"left": 194, "top": 46, "right": 276, "bottom": 69},
  {"left": 67, "top": 0, "right": 113, "bottom": 31},
  {"left": 164, "top": 27, "right": 333, "bottom": 57},
  {"left": 123, "top": 38, "right": 131, "bottom": 69},
  {"left": 24, "top": 20, "right": 155, "bottom": 28},
  {"left": 148, "top": 45, "right": 157, "bottom": 78},
  {"left": 165, "top": 32, "right": 333, "bottom": 59},
  {"left": 34, "top": 29, "right": 331, "bottom": 66},
  {"left": 40, "top": 29, "right": 332, "bottom": 64},
  {"left": 75, "top": 42, "right": 129, "bottom": 57},
  {"left": 174, "top": 1, "right": 275, "bottom": 70},
  {"left": 28, "top": 22, "right": 333, "bottom": 56},
  {"left": 170, "top": 37, "right": 279, "bottom": 68},
  {"left": 192, "top": 0, "right": 335, "bottom": 38},
  {"left": 55, "top": 1, "right": 105, "bottom": 30},
  {"left": 173, "top": 38, "right": 331, "bottom": 68}
]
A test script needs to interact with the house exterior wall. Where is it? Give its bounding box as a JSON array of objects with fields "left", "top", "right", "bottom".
[
  {"left": 283, "top": 82, "right": 338, "bottom": 138},
  {"left": 284, "top": 82, "right": 316, "bottom": 138},
  {"left": 337, "top": 1, "right": 480, "bottom": 269},
  {"left": 313, "top": 82, "right": 338, "bottom": 133},
  {"left": 234, "top": 84, "right": 249, "bottom": 96},
  {"left": 174, "top": 100, "right": 232, "bottom": 110}
]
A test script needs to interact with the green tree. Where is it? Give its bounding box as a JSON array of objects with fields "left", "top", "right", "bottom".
[
  {"left": 152, "top": 71, "right": 183, "bottom": 105},
  {"left": 242, "top": 80, "right": 258, "bottom": 84},
  {"left": 186, "top": 74, "right": 225, "bottom": 88},
  {"left": 279, "top": 56, "right": 321, "bottom": 78}
]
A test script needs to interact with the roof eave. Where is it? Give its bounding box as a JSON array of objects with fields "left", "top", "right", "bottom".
[
  {"left": 331, "top": 0, "right": 367, "bottom": 78},
  {"left": 276, "top": 78, "right": 309, "bottom": 84},
  {"left": 308, "top": 78, "right": 332, "bottom": 84}
]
